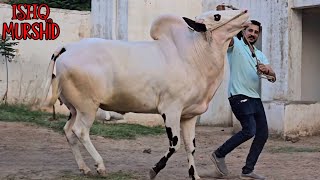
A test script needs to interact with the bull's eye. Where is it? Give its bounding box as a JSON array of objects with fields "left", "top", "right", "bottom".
[{"left": 214, "top": 14, "right": 221, "bottom": 21}]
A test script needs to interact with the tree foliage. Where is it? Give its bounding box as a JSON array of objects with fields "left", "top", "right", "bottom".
[
  {"left": 8, "top": 0, "right": 91, "bottom": 11},
  {"left": 0, "top": 35, "right": 18, "bottom": 62},
  {"left": 0, "top": 34, "right": 19, "bottom": 104}
]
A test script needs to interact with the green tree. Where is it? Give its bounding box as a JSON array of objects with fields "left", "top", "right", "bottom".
[
  {"left": 0, "top": 35, "right": 19, "bottom": 104},
  {"left": 8, "top": 0, "right": 91, "bottom": 11}
]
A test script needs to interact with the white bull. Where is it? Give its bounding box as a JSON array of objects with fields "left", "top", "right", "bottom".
[{"left": 42, "top": 9, "right": 249, "bottom": 179}]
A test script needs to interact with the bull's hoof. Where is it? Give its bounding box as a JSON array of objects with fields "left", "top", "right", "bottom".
[
  {"left": 97, "top": 168, "right": 107, "bottom": 177},
  {"left": 149, "top": 168, "right": 157, "bottom": 180},
  {"left": 94, "top": 163, "right": 107, "bottom": 177},
  {"left": 80, "top": 168, "right": 92, "bottom": 176}
]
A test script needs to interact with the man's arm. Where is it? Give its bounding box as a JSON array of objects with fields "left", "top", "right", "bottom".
[{"left": 229, "top": 38, "right": 234, "bottom": 47}]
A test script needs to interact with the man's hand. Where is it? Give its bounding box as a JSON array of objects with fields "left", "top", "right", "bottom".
[
  {"left": 256, "top": 63, "right": 277, "bottom": 83},
  {"left": 216, "top": 5, "right": 226, "bottom": 11},
  {"left": 257, "top": 63, "right": 269, "bottom": 74}
]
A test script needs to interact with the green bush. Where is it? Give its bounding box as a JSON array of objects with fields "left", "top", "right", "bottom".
[{"left": 8, "top": 0, "right": 91, "bottom": 11}]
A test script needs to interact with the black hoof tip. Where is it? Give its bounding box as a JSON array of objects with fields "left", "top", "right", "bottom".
[{"left": 149, "top": 168, "right": 157, "bottom": 180}]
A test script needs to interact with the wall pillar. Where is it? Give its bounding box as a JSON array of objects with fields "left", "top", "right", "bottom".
[{"left": 91, "top": 0, "right": 128, "bottom": 40}]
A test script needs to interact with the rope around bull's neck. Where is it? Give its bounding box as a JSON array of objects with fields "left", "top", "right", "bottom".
[
  {"left": 241, "top": 31, "right": 275, "bottom": 80},
  {"left": 213, "top": 10, "right": 247, "bottom": 31}
]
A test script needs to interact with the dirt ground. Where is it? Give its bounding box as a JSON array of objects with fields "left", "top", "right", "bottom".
[{"left": 1, "top": 121, "right": 320, "bottom": 180}]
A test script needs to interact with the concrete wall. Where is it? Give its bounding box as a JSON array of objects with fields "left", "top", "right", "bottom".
[
  {"left": 91, "top": 0, "right": 128, "bottom": 40},
  {"left": 0, "top": 4, "right": 90, "bottom": 109},
  {"left": 284, "top": 102, "right": 320, "bottom": 136},
  {"left": 127, "top": 0, "right": 201, "bottom": 41},
  {"left": 292, "top": 0, "right": 320, "bottom": 8},
  {"left": 284, "top": 1, "right": 320, "bottom": 136},
  {"left": 91, "top": 0, "right": 202, "bottom": 41}
]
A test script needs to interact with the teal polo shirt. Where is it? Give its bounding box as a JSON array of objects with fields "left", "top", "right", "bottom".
[{"left": 227, "top": 37, "right": 269, "bottom": 98}]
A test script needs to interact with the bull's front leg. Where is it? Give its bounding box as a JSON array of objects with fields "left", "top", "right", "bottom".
[
  {"left": 181, "top": 116, "right": 200, "bottom": 180},
  {"left": 149, "top": 109, "right": 182, "bottom": 179}
]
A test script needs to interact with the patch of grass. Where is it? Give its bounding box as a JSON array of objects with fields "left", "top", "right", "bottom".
[
  {"left": 0, "top": 103, "right": 66, "bottom": 133},
  {"left": 0, "top": 104, "right": 165, "bottom": 139},
  {"left": 268, "top": 146, "right": 320, "bottom": 153},
  {"left": 91, "top": 122, "right": 164, "bottom": 139},
  {"left": 60, "top": 171, "right": 136, "bottom": 180}
]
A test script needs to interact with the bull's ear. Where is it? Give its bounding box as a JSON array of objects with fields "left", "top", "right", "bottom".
[{"left": 183, "top": 17, "right": 207, "bottom": 32}]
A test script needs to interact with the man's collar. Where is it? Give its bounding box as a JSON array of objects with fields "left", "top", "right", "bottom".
[{"left": 240, "top": 37, "right": 256, "bottom": 50}]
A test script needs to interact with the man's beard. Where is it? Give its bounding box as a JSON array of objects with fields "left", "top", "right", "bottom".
[
  {"left": 250, "top": 40, "right": 257, "bottom": 45},
  {"left": 248, "top": 35, "right": 257, "bottom": 45}
]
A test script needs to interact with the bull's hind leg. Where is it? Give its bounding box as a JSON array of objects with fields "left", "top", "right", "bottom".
[
  {"left": 72, "top": 107, "right": 107, "bottom": 176},
  {"left": 63, "top": 106, "right": 92, "bottom": 175},
  {"left": 181, "top": 116, "right": 200, "bottom": 180},
  {"left": 150, "top": 109, "right": 182, "bottom": 179}
]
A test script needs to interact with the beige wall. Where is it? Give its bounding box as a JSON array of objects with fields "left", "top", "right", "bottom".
[
  {"left": 0, "top": 4, "right": 90, "bottom": 108},
  {"left": 284, "top": 103, "right": 320, "bottom": 136},
  {"left": 127, "top": 0, "right": 201, "bottom": 41},
  {"left": 282, "top": 5, "right": 320, "bottom": 136}
]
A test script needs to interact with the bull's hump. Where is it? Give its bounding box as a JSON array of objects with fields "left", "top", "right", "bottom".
[{"left": 150, "top": 14, "right": 187, "bottom": 40}]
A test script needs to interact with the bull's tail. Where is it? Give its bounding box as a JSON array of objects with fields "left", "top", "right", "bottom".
[
  {"left": 48, "top": 74, "right": 60, "bottom": 106},
  {"left": 40, "top": 47, "right": 66, "bottom": 107}
]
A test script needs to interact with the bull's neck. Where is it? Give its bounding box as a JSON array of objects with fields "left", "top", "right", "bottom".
[{"left": 189, "top": 32, "right": 228, "bottom": 80}]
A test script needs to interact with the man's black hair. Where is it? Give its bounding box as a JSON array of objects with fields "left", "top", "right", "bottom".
[
  {"left": 250, "top": 20, "right": 262, "bottom": 32},
  {"left": 236, "top": 20, "right": 262, "bottom": 40}
]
